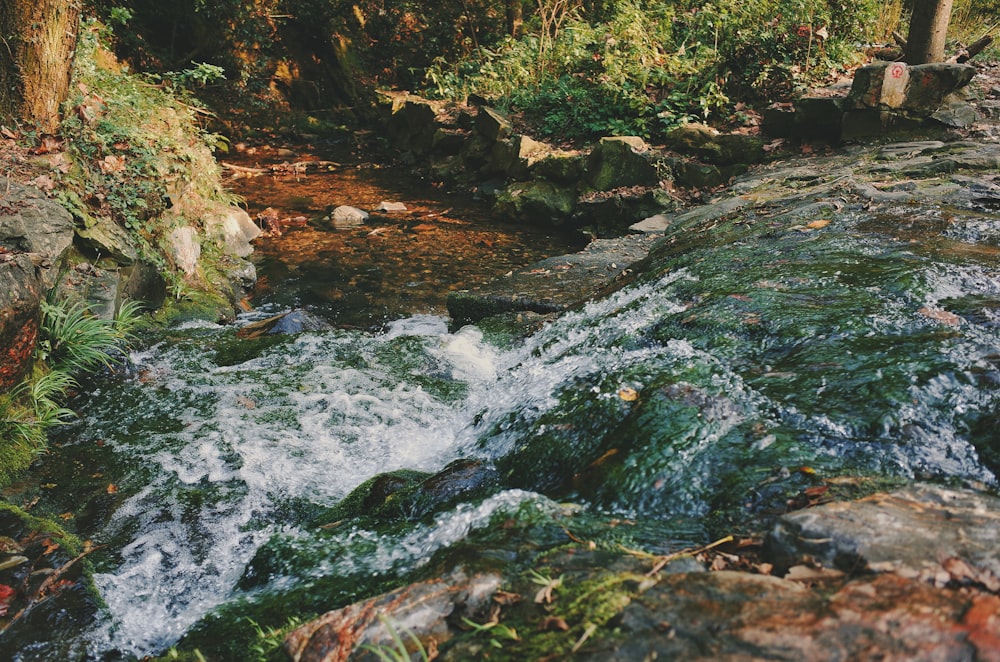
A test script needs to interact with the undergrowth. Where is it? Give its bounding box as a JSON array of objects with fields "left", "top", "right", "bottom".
[
  {"left": 423, "top": 0, "right": 998, "bottom": 143},
  {"left": 0, "top": 299, "right": 140, "bottom": 487},
  {"left": 56, "top": 20, "right": 240, "bottom": 301}
]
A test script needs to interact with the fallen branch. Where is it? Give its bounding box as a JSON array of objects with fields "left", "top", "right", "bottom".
[
  {"left": 220, "top": 160, "right": 341, "bottom": 177},
  {"left": 950, "top": 34, "right": 994, "bottom": 63},
  {"left": 220, "top": 162, "right": 269, "bottom": 176}
]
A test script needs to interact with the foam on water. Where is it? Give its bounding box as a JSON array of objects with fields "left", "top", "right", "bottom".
[
  {"left": 85, "top": 316, "right": 507, "bottom": 654},
  {"left": 76, "top": 254, "right": 998, "bottom": 655}
]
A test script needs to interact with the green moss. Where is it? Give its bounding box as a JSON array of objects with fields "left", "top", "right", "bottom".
[
  {"left": 0, "top": 434, "right": 39, "bottom": 489},
  {"left": 308, "top": 469, "right": 430, "bottom": 528}
]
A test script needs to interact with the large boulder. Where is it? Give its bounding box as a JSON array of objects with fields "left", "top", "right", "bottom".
[
  {"left": 666, "top": 123, "right": 765, "bottom": 165},
  {"left": 585, "top": 137, "right": 662, "bottom": 191},
  {"left": 766, "top": 484, "right": 1000, "bottom": 583},
  {"left": 494, "top": 180, "right": 576, "bottom": 226},
  {"left": 845, "top": 62, "right": 977, "bottom": 115},
  {"left": 0, "top": 177, "right": 75, "bottom": 289},
  {"left": 382, "top": 95, "right": 446, "bottom": 157},
  {"left": 204, "top": 204, "right": 261, "bottom": 259}
]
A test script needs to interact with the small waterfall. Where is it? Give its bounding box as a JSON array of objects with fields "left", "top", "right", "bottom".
[{"left": 26, "top": 257, "right": 995, "bottom": 658}]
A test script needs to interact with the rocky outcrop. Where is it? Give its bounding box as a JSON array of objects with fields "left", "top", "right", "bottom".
[
  {"left": 0, "top": 179, "right": 75, "bottom": 387},
  {"left": 771, "top": 61, "right": 981, "bottom": 142},
  {"left": 286, "top": 485, "right": 1000, "bottom": 661},
  {"left": 376, "top": 93, "right": 765, "bottom": 234}
]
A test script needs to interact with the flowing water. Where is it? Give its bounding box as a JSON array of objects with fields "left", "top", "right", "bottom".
[{"left": 4, "top": 145, "right": 1000, "bottom": 660}]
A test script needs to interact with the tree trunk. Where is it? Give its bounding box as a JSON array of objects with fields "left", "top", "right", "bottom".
[
  {"left": 0, "top": 0, "right": 82, "bottom": 133},
  {"left": 506, "top": 0, "right": 523, "bottom": 38},
  {"left": 905, "top": 0, "right": 954, "bottom": 64}
]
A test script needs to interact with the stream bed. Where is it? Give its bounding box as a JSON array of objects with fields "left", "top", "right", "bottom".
[{"left": 3, "top": 139, "right": 1000, "bottom": 660}]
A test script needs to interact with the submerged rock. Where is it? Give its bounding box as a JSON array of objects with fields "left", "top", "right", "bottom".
[{"left": 236, "top": 310, "right": 333, "bottom": 338}]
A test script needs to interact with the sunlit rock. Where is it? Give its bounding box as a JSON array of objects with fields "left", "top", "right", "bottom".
[
  {"left": 168, "top": 225, "right": 201, "bottom": 275},
  {"left": 375, "top": 201, "right": 407, "bottom": 213},
  {"left": 331, "top": 205, "right": 369, "bottom": 228},
  {"left": 203, "top": 204, "right": 261, "bottom": 259}
]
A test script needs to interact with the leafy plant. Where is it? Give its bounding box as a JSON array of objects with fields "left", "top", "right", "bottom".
[
  {"left": 0, "top": 298, "right": 140, "bottom": 481},
  {"left": 361, "top": 616, "right": 431, "bottom": 662},
  {"left": 423, "top": 0, "right": 885, "bottom": 141},
  {"left": 460, "top": 616, "right": 520, "bottom": 650}
]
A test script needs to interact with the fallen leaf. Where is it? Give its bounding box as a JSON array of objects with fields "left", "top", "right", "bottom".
[
  {"left": 41, "top": 538, "right": 60, "bottom": 555},
  {"left": 99, "top": 154, "right": 126, "bottom": 174},
  {"left": 918, "top": 306, "right": 961, "bottom": 326},
  {"left": 30, "top": 174, "right": 57, "bottom": 192},
  {"left": 1, "top": 126, "right": 18, "bottom": 140},
  {"left": 32, "top": 134, "right": 63, "bottom": 155},
  {"left": 806, "top": 219, "right": 831, "bottom": 230},
  {"left": 106, "top": 483, "right": 118, "bottom": 494},
  {"left": 710, "top": 556, "right": 729, "bottom": 571},
  {"left": 493, "top": 590, "right": 521, "bottom": 606},
  {"left": 617, "top": 386, "right": 639, "bottom": 402},
  {"left": 534, "top": 577, "right": 562, "bottom": 604}
]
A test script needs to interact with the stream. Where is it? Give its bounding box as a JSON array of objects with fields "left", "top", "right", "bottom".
[{"left": 4, "top": 140, "right": 1000, "bottom": 660}]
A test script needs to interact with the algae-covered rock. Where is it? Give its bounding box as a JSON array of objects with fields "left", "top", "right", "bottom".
[
  {"left": 75, "top": 214, "right": 138, "bottom": 266},
  {"left": 530, "top": 149, "right": 586, "bottom": 184},
  {"left": 494, "top": 180, "right": 576, "bottom": 225},
  {"left": 585, "top": 136, "right": 661, "bottom": 191}
]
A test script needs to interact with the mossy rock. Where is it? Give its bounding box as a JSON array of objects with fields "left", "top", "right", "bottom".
[
  {"left": 585, "top": 137, "right": 661, "bottom": 191},
  {"left": 494, "top": 180, "right": 576, "bottom": 226}
]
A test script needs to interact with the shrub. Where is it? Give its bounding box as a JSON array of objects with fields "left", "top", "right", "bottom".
[{"left": 423, "top": 0, "right": 883, "bottom": 142}]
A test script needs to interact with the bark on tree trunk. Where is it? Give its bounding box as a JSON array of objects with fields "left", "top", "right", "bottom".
[
  {"left": 0, "top": 0, "right": 82, "bottom": 133},
  {"left": 905, "top": 0, "right": 954, "bottom": 64},
  {"left": 506, "top": 0, "right": 523, "bottom": 38}
]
